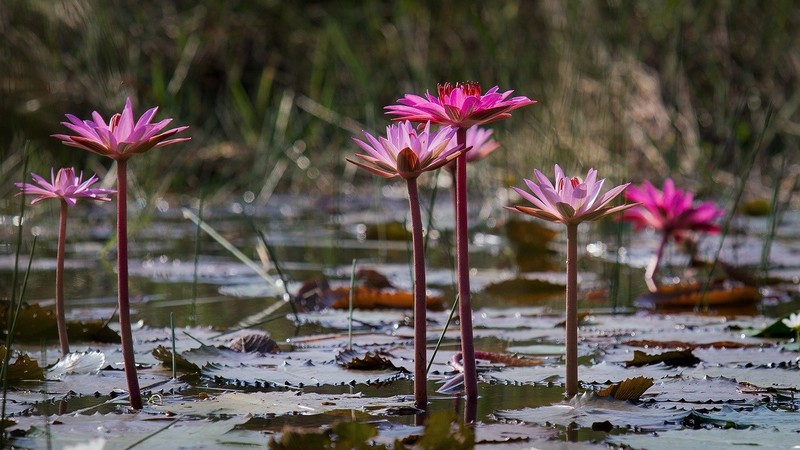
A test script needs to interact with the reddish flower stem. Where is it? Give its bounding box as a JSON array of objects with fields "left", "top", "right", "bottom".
[
  {"left": 407, "top": 178, "right": 427, "bottom": 409},
  {"left": 455, "top": 127, "right": 478, "bottom": 401},
  {"left": 565, "top": 223, "right": 579, "bottom": 397},
  {"left": 645, "top": 233, "right": 669, "bottom": 293},
  {"left": 116, "top": 160, "right": 142, "bottom": 410},
  {"left": 55, "top": 200, "right": 69, "bottom": 356}
]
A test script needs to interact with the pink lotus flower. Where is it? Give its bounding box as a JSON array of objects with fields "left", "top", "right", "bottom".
[
  {"left": 347, "top": 121, "right": 463, "bottom": 179},
  {"left": 510, "top": 164, "right": 633, "bottom": 225},
  {"left": 16, "top": 167, "right": 115, "bottom": 206},
  {"left": 385, "top": 82, "right": 536, "bottom": 128},
  {"left": 52, "top": 98, "right": 190, "bottom": 160},
  {"left": 622, "top": 179, "right": 725, "bottom": 240}
]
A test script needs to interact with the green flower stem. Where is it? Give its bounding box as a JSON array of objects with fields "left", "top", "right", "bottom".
[
  {"left": 55, "top": 200, "right": 70, "bottom": 356},
  {"left": 407, "top": 178, "right": 427, "bottom": 408},
  {"left": 117, "top": 160, "right": 142, "bottom": 410},
  {"left": 645, "top": 233, "right": 669, "bottom": 293},
  {"left": 455, "top": 127, "right": 478, "bottom": 401},
  {"left": 565, "top": 223, "right": 579, "bottom": 397}
]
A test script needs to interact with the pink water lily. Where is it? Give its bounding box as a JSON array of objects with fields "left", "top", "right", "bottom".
[
  {"left": 622, "top": 179, "right": 724, "bottom": 240},
  {"left": 510, "top": 165, "right": 633, "bottom": 398},
  {"left": 16, "top": 167, "right": 115, "bottom": 357},
  {"left": 446, "top": 126, "right": 500, "bottom": 169},
  {"left": 348, "top": 121, "right": 463, "bottom": 179},
  {"left": 510, "top": 164, "right": 633, "bottom": 225},
  {"left": 15, "top": 167, "right": 115, "bottom": 206},
  {"left": 385, "top": 82, "right": 536, "bottom": 128},
  {"left": 53, "top": 98, "right": 189, "bottom": 410},
  {"left": 53, "top": 98, "right": 189, "bottom": 161}
]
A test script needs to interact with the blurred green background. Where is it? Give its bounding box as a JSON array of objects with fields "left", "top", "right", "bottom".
[{"left": 2, "top": 0, "right": 798, "bottom": 204}]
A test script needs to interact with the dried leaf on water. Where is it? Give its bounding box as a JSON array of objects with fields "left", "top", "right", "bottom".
[
  {"left": 335, "top": 349, "right": 400, "bottom": 371},
  {"left": 474, "top": 351, "right": 544, "bottom": 367},
  {"left": 635, "top": 282, "right": 760, "bottom": 310},
  {"left": 626, "top": 349, "right": 701, "bottom": 367},
  {"left": 152, "top": 345, "right": 201, "bottom": 374},
  {"left": 597, "top": 376, "right": 654, "bottom": 401},
  {"left": 0, "top": 346, "right": 43, "bottom": 382},
  {"left": 227, "top": 333, "right": 280, "bottom": 354}
]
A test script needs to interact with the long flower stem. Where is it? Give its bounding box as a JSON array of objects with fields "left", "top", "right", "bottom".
[
  {"left": 56, "top": 200, "right": 69, "bottom": 356},
  {"left": 117, "top": 160, "right": 142, "bottom": 410},
  {"left": 455, "top": 127, "right": 477, "bottom": 401},
  {"left": 407, "top": 178, "right": 427, "bottom": 409},
  {"left": 645, "top": 233, "right": 669, "bottom": 293},
  {"left": 565, "top": 223, "right": 579, "bottom": 397}
]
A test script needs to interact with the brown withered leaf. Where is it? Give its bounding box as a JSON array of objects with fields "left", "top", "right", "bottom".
[
  {"left": 294, "top": 278, "right": 443, "bottom": 311},
  {"left": 0, "top": 346, "right": 44, "bottom": 382},
  {"left": 335, "top": 349, "right": 400, "bottom": 371},
  {"left": 597, "top": 376, "right": 655, "bottom": 401},
  {"left": 228, "top": 334, "right": 280, "bottom": 354},
  {"left": 625, "top": 349, "right": 701, "bottom": 368},
  {"left": 635, "top": 282, "right": 760, "bottom": 309},
  {"left": 152, "top": 345, "right": 201, "bottom": 374},
  {"left": 475, "top": 351, "right": 544, "bottom": 367}
]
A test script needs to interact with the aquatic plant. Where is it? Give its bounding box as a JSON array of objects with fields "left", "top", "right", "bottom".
[
  {"left": 53, "top": 99, "right": 189, "bottom": 409},
  {"left": 509, "top": 164, "right": 633, "bottom": 397},
  {"left": 622, "top": 179, "right": 725, "bottom": 292},
  {"left": 15, "top": 168, "right": 114, "bottom": 356},
  {"left": 782, "top": 312, "right": 800, "bottom": 343},
  {"left": 387, "top": 82, "right": 535, "bottom": 402},
  {"left": 347, "top": 120, "right": 462, "bottom": 408}
]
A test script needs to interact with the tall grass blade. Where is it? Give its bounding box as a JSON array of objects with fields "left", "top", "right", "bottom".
[{"left": 348, "top": 258, "right": 357, "bottom": 351}]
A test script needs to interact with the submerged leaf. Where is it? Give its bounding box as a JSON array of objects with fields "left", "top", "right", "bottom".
[
  {"left": 597, "top": 376, "right": 654, "bottom": 400},
  {"left": 336, "top": 349, "right": 400, "bottom": 371},
  {"left": 626, "top": 349, "right": 701, "bottom": 367}
]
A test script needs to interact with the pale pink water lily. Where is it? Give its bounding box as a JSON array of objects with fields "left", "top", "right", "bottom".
[
  {"left": 16, "top": 167, "right": 115, "bottom": 356},
  {"left": 347, "top": 120, "right": 464, "bottom": 409},
  {"left": 510, "top": 165, "right": 633, "bottom": 398},
  {"left": 385, "top": 82, "right": 536, "bottom": 128},
  {"left": 510, "top": 164, "right": 634, "bottom": 225},
  {"left": 15, "top": 167, "right": 115, "bottom": 206},
  {"left": 347, "top": 120, "right": 463, "bottom": 179},
  {"left": 622, "top": 179, "right": 725, "bottom": 240},
  {"left": 52, "top": 98, "right": 190, "bottom": 161},
  {"left": 446, "top": 126, "right": 500, "bottom": 171}
]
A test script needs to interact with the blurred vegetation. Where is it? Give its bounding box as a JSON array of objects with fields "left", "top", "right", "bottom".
[{"left": 2, "top": 0, "right": 799, "bottom": 204}]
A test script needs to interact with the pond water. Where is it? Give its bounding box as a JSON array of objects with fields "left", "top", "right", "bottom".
[{"left": 1, "top": 191, "right": 799, "bottom": 449}]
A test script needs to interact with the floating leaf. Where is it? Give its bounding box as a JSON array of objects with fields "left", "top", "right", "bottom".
[
  {"left": 753, "top": 314, "right": 795, "bottom": 338},
  {"left": 336, "top": 349, "right": 400, "bottom": 371},
  {"left": 0, "top": 346, "right": 44, "bottom": 382},
  {"left": 635, "top": 282, "right": 760, "bottom": 310},
  {"left": 626, "top": 349, "right": 701, "bottom": 367},
  {"left": 474, "top": 351, "right": 544, "bottom": 367},
  {"left": 597, "top": 376, "right": 654, "bottom": 400},
  {"left": 295, "top": 279, "right": 443, "bottom": 311},
  {"left": 623, "top": 339, "right": 766, "bottom": 350}
]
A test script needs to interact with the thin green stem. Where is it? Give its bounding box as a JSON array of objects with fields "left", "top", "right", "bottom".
[
  {"left": 426, "top": 294, "right": 459, "bottom": 375},
  {"left": 55, "top": 200, "right": 70, "bottom": 356},
  {"left": 454, "top": 128, "right": 477, "bottom": 401},
  {"left": 117, "top": 159, "right": 143, "bottom": 410},
  {"left": 565, "top": 223, "right": 579, "bottom": 398},
  {"left": 190, "top": 196, "right": 204, "bottom": 326},
  {"left": 348, "top": 258, "right": 357, "bottom": 351},
  {"left": 407, "top": 178, "right": 428, "bottom": 408}
]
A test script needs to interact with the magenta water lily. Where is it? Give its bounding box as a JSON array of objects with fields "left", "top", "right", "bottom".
[
  {"left": 16, "top": 168, "right": 114, "bottom": 356},
  {"left": 622, "top": 179, "right": 725, "bottom": 292},
  {"left": 53, "top": 98, "right": 190, "bottom": 161},
  {"left": 54, "top": 98, "right": 189, "bottom": 410},
  {"left": 510, "top": 164, "right": 633, "bottom": 397}
]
